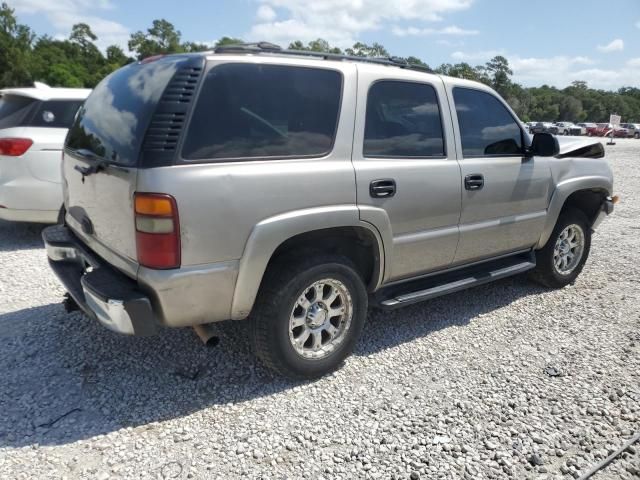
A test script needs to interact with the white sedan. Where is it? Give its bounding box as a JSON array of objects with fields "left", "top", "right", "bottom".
[{"left": 0, "top": 83, "right": 90, "bottom": 223}]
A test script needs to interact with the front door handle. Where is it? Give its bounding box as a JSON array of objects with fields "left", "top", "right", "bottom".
[
  {"left": 370, "top": 179, "right": 396, "bottom": 198},
  {"left": 464, "top": 174, "right": 484, "bottom": 191}
]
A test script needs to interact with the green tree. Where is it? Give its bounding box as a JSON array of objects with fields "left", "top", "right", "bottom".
[
  {"left": 0, "top": 2, "right": 34, "bottom": 87},
  {"left": 345, "top": 42, "right": 389, "bottom": 57},
  {"left": 128, "top": 19, "right": 184, "bottom": 60},
  {"left": 484, "top": 55, "right": 513, "bottom": 97}
]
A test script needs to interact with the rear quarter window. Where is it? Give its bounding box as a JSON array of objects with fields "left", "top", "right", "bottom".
[
  {"left": 181, "top": 63, "right": 343, "bottom": 161},
  {"left": 0, "top": 95, "right": 36, "bottom": 129}
]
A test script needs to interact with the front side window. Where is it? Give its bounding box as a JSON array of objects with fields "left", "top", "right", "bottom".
[
  {"left": 453, "top": 87, "right": 523, "bottom": 157},
  {"left": 182, "top": 64, "right": 342, "bottom": 160},
  {"left": 364, "top": 80, "right": 445, "bottom": 157},
  {"left": 30, "top": 100, "right": 84, "bottom": 128}
]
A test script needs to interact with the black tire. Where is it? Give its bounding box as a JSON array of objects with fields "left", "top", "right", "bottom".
[
  {"left": 250, "top": 253, "right": 368, "bottom": 380},
  {"left": 635, "top": 132, "right": 639, "bottom": 139},
  {"left": 529, "top": 207, "right": 591, "bottom": 289}
]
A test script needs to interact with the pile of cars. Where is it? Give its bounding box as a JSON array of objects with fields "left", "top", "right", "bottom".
[{"left": 525, "top": 120, "right": 640, "bottom": 138}]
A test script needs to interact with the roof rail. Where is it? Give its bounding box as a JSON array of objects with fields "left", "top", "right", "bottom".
[{"left": 213, "top": 42, "right": 434, "bottom": 74}]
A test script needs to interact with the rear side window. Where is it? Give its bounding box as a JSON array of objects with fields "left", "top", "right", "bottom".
[
  {"left": 66, "top": 60, "right": 180, "bottom": 165},
  {"left": 364, "top": 81, "right": 445, "bottom": 157},
  {"left": 0, "top": 95, "right": 36, "bottom": 129},
  {"left": 453, "top": 87, "right": 523, "bottom": 157},
  {"left": 30, "top": 100, "right": 84, "bottom": 128},
  {"left": 181, "top": 64, "right": 342, "bottom": 160}
]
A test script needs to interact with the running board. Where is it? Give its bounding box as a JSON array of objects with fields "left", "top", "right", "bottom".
[{"left": 375, "top": 253, "right": 536, "bottom": 309}]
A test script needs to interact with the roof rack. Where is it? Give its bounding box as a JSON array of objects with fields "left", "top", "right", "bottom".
[{"left": 213, "top": 42, "right": 434, "bottom": 74}]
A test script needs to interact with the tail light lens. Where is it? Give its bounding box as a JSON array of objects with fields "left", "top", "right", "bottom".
[
  {"left": 0, "top": 138, "right": 33, "bottom": 156},
  {"left": 134, "top": 193, "right": 180, "bottom": 269}
]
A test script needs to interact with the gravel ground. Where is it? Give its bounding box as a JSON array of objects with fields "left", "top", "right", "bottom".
[{"left": 0, "top": 139, "right": 639, "bottom": 480}]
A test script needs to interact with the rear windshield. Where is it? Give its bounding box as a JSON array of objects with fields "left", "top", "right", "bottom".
[
  {"left": 0, "top": 95, "right": 36, "bottom": 129},
  {"left": 181, "top": 63, "right": 342, "bottom": 161},
  {"left": 66, "top": 60, "right": 179, "bottom": 165},
  {"left": 30, "top": 100, "right": 84, "bottom": 128}
]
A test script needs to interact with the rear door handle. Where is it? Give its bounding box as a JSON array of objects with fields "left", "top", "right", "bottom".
[
  {"left": 464, "top": 174, "right": 484, "bottom": 191},
  {"left": 370, "top": 179, "right": 396, "bottom": 198}
]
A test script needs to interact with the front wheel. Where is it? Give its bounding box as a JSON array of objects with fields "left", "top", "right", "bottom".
[
  {"left": 250, "top": 254, "right": 368, "bottom": 379},
  {"left": 529, "top": 208, "right": 591, "bottom": 288},
  {"left": 635, "top": 132, "right": 639, "bottom": 139}
]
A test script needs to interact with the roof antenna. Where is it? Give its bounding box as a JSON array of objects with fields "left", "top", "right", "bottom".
[{"left": 33, "top": 82, "right": 51, "bottom": 89}]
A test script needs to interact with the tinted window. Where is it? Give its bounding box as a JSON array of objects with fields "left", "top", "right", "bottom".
[
  {"left": 454, "top": 87, "right": 522, "bottom": 157},
  {"left": 364, "top": 81, "right": 444, "bottom": 157},
  {"left": 0, "top": 95, "right": 36, "bottom": 129},
  {"left": 182, "top": 64, "right": 342, "bottom": 160},
  {"left": 67, "top": 59, "right": 180, "bottom": 165},
  {"left": 30, "top": 100, "right": 84, "bottom": 128}
]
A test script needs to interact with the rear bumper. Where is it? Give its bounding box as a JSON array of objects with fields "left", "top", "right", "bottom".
[{"left": 43, "top": 225, "right": 157, "bottom": 335}]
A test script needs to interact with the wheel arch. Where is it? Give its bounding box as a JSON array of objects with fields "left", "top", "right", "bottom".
[
  {"left": 230, "top": 206, "right": 387, "bottom": 320},
  {"left": 537, "top": 176, "right": 612, "bottom": 249}
]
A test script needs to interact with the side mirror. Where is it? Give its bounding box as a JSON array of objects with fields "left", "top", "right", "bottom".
[{"left": 528, "top": 132, "right": 559, "bottom": 157}]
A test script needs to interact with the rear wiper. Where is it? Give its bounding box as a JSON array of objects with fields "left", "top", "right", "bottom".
[{"left": 72, "top": 149, "right": 111, "bottom": 177}]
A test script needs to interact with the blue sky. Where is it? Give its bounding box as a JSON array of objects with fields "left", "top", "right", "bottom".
[{"left": 11, "top": 0, "right": 640, "bottom": 90}]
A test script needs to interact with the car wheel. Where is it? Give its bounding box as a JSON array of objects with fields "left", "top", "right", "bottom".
[
  {"left": 587, "top": 132, "right": 592, "bottom": 137},
  {"left": 529, "top": 207, "right": 591, "bottom": 289},
  {"left": 635, "top": 132, "right": 639, "bottom": 139},
  {"left": 564, "top": 130, "right": 569, "bottom": 136},
  {"left": 250, "top": 253, "right": 368, "bottom": 379}
]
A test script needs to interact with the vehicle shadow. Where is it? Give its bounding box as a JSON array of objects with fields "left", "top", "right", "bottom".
[
  {"left": 0, "top": 275, "right": 544, "bottom": 448},
  {"left": 0, "top": 220, "right": 45, "bottom": 252}
]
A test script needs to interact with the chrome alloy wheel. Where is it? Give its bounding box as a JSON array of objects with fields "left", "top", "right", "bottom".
[
  {"left": 289, "top": 279, "right": 353, "bottom": 359},
  {"left": 553, "top": 224, "right": 585, "bottom": 275}
]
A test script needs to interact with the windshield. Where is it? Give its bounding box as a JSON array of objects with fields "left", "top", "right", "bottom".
[
  {"left": 66, "top": 59, "right": 179, "bottom": 165},
  {"left": 0, "top": 95, "right": 36, "bottom": 129}
]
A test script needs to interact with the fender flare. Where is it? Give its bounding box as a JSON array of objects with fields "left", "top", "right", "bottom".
[
  {"left": 537, "top": 175, "right": 612, "bottom": 248},
  {"left": 230, "top": 205, "right": 392, "bottom": 320}
]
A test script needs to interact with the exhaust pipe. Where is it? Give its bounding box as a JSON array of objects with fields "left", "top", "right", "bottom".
[{"left": 193, "top": 324, "right": 220, "bottom": 347}]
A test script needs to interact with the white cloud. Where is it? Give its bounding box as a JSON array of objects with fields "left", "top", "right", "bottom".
[
  {"left": 597, "top": 38, "right": 624, "bottom": 53},
  {"left": 249, "top": 0, "right": 475, "bottom": 47},
  {"left": 451, "top": 49, "right": 504, "bottom": 61},
  {"left": 447, "top": 50, "right": 640, "bottom": 89},
  {"left": 256, "top": 5, "right": 277, "bottom": 22},
  {"left": 11, "top": 0, "right": 129, "bottom": 51},
  {"left": 392, "top": 25, "right": 478, "bottom": 36}
]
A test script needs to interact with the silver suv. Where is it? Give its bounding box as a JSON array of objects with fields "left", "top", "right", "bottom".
[{"left": 44, "top": 44, "right": 615, "bottom": 379}]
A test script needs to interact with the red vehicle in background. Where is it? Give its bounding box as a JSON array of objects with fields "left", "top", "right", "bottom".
[{"left": 594, "top": 123, "right": 628, "bottom": 138}]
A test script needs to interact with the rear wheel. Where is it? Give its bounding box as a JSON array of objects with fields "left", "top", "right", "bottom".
[
  {"left": 529, "top": 208, "right": 591, "bottom": 288},
  {"left": 250, "top": 254, "right": 367, "bottom": 379},
  {"left": 635, "top": 132, "right": 639, "bottom": 139}
]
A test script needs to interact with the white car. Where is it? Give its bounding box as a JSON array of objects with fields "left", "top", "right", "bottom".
[{"left": 0, "top": 83, "right": 90, "bottom": 223}]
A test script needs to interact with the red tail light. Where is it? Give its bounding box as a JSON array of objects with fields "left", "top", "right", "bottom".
[
  {"left": 0, "top": 138, "right": 33, "bottom": 156},
  {"left": 134, "top": 193, "right": 180, "bottom": 269}
]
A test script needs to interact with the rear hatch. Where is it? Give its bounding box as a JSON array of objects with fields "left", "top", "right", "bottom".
[{"left": 63, "top": 55, "right": 204, "bottom": 277}]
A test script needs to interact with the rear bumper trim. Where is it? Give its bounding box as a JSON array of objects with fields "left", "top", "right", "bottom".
[{"left": 43, "top": 225, "right": 157, "bottom": 336}]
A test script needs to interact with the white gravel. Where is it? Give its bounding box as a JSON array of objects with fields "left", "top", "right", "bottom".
[{"left": 0, "top": 139, "right": 639, "bottom": 479}]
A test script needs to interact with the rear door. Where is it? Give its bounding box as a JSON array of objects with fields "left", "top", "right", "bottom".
[
  {"left": 63, "top": 56, "right": 200, "bottom": 277},
  {"left": 447, "top": 83, "right": 551, "bottom": 264},
  {"left": 352, "top": 65, "right": 461, "bottom": 282}
]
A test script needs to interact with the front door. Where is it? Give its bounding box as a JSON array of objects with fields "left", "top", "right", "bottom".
[
  {"left": 447, "top": 84, "right": 552, "bottom": 265},
  {"left": 352, "top": 66, "right": 462, "bottom": 282}
]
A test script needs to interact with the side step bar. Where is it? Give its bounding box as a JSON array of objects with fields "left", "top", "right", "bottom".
[{"left": 375, "top": 253, "right": 536, "bottom": 309}]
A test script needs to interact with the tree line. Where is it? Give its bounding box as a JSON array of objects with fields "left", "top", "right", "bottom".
[{"left": 1, "top": 3, "right": 638, "bottom": 123}]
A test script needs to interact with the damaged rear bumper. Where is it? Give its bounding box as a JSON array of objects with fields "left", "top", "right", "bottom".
[{"left": 43, "top": 225, "right": 157, "bottom": 336}]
